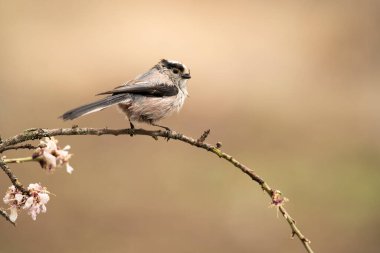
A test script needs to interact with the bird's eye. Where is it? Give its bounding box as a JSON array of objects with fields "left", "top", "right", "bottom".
[{"left": 172, "top": 68, "right": 179, "bottom": 74}]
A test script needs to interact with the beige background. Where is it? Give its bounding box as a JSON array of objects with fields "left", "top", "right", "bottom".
[{"left": 0, "top": 1, "right": 379, "bottom": 252}]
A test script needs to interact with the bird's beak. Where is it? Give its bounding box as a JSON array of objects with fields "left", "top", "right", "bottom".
[{"left": 181, "top": 73, "right": 191, "bottom": 79}]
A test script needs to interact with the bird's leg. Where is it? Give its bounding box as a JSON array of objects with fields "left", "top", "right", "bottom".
[
  {"left": 150, "top": 121, "right": 172, "bottom": 141},
  {"left": 129, "top": 120, "right": 135, "bottom": 130},
  {"left": 129, "top": 120, "right": 135, "bottom": 136}
]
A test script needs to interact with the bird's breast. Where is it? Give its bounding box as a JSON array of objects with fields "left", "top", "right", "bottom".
[{"left": 118, "top": 91, "right": 187, "bottom": 122}]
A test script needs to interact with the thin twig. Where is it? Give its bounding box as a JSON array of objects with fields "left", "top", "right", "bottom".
[
  {"left": 279, "top": 206, "right": 312, "bottom": 248},
  {"left": 0, "top": 127, "right": 313, "bottom": 252},
  {"left": 0, "top": 208, "right": 16, "bottom": 226},
  {"left": 196, "top": 129, "right": 210, "bottom": 143},
  {"left": 0, "top": 144, "right": 37, "bottom": 153},
  {"left": 3, "top": 157, "right": 36, "bottom": 164},
  {"left": 0, "top": 159, "right": 29, "bottom": 195}
]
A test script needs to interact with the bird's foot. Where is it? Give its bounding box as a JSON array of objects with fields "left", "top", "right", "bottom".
[{"left": 151, "top": 123, "right": 172, "bottom": 141}]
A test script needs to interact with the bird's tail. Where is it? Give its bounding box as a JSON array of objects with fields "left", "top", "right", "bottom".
[{"left": 60, "top": 94, "right": 128, "bottom": 121}]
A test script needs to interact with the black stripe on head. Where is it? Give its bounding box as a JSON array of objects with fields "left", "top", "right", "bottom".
[{"left": 160, "top": 59, "right": 185, "bottom": 72}]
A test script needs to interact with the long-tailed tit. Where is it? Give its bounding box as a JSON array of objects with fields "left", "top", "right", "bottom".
[{"left": 60, "top": 59, "right": 191, "bottom": 130}]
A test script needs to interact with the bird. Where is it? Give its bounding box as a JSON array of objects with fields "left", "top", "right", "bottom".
[{"left": 60, "top": 59, "right": 191, "bottom": 131}]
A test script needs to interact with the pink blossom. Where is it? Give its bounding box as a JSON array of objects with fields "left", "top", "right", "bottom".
[
  {"left": 3, "top": 183, "right": 50, "bottom": 221},
  {"left": 3, "top": 185, "right": 24, "bottom": 222},
  {"left": 270, "top": 190, "right": 289, "bottom": 218},
  {"left": 33, "top": 137, "right": 74, "bottom": 174},
  {"left": 23, "top": 183, "right": 50, "bottom": 220}
]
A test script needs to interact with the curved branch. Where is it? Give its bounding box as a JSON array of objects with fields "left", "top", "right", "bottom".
[{"left": 0, "top": 127, "right": 314, "bottom": 252}]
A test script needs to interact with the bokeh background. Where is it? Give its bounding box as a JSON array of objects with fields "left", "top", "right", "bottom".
[{"left": 0, "top": 1, "right": 379, "bottom": 252}]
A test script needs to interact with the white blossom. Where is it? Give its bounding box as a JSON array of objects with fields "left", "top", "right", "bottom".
[
  {"left": 33, "top": 137, "right": 74, "bottom": 174},
  {"left": 3, "top": 183, "right": 50, "bottom": 222},
  {"left": 3, "top": 185, "right": 24, "bottom": 222}
]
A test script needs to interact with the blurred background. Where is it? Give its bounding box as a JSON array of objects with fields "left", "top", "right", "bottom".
[{"left": 0, "top": 0, "right": 379, "bottom": 252}]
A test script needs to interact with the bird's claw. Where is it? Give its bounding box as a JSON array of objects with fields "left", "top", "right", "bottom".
[{"left": 164, "top": 129, "right": 172, "bottom": 141}]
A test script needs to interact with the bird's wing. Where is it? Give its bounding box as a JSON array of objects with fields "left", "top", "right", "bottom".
[{"left": 97, "top": 81, "right": 179, "bottom": 97}]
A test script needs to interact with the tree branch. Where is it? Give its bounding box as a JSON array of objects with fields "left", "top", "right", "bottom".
[
  {"left": 0, "top": 208, "right": 16, "bottom": 226},
  {"left": 0, "top": 144, "right": 37, "bottom": 152},
  {"left": 0, "top": 159, "right": 29, "bottom": 195},
  {"left": 0, "top": 127, "right": 314, "bottom": 252}
]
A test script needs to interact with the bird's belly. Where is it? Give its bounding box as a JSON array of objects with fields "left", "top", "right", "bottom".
[{"left": 118, "top": 93, "right": 185, "bottom": 122}]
